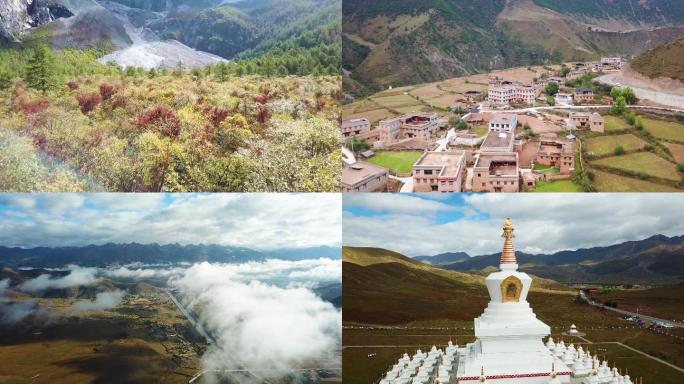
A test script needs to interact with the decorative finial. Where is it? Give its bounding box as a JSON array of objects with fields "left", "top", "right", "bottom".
[
  {"left": 480, "top": 366, "right": 486, "bottom": 383},
  {"left": 551, "top": 362, "right": 556, "bottom": 378},
  {"left": 500, "top": 218, "right": 517, "bottom": 264}
]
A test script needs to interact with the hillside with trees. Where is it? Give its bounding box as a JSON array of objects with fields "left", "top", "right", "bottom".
[
  {"left": 0, "top": 47, "right": 340, "bottom": 192},
  {"left": 343, "top": 0, "right": 684, "bottom": 96}
]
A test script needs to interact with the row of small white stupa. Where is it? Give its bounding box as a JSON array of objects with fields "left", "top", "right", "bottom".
[
  {"left": 379, "top": 338, "right": 643, "bottom": 384},
  {"left": 379, "top": 342, "right": 459, "bottom": 384},
  {"left": 546, "top": 337, "right": 640, "bottom": 384}
]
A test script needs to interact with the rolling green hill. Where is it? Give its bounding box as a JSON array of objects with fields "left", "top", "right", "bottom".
[
  {"left": 631, "top": 37, "right": 684, "bottom": 81},
  {"left": 342, "top": 246, "right": 571, "bottom": 325},
  {"left": 343, "top": 0, "right": 684, "bottom": 96}
]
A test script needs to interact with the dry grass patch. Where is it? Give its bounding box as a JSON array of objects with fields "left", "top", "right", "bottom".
[
  {"left": 592, "top": 170, "right": 680, "bottom": 192},
  {"left": 666, "top": 142, "right": 684, "bottom": 164},
  {"left": 586, "top": 134, "right": 648, "bottom": 157}
]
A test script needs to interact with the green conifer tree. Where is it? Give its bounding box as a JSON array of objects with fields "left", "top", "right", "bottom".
[{"left": 25, "top": 45, "right": 58, "bottom": 93}]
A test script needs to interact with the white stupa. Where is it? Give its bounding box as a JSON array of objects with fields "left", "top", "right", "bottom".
[
  {"left": 378, "top": 218, "right": 645, "bottom": 384},
  {"left": 454, "top": 218, "right": 572, "bottom": 383}
]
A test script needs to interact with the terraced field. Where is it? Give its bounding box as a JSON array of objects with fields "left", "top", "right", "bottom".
[
  {"left": 642, "top": 118, "right": 684, "bottom": 143},
  {"left": 591, "top": 152, "right": 680, "bottom": 181},
  {"left": 592, "top": 170, "right": 680, "bottom": 192},
  {"left": 586, "top": 134, "right": 648, "bottom": 157}
]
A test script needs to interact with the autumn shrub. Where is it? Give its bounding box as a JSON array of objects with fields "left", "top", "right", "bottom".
[
  {"left": 204, "top": 106, "right": 230, "bottom": 127},
  {"left": 216, "top": 114, "right": 254, "bottom": 152},
  {"left": 77, "top": 93, "right": 102, "bottom": 114},
  {"left": 136, "top": 105, "right": 182, "bottom": 138},
  {"left": 99, "top": 84, "right": 116, "bottom": 100},
  {"left": 111, "top": 95, "right": 127, "bottom": 110},
  {"left": 67, "top": 81, "right": 80, "bottom": 90},
  {"left": 256, "top": 107, "right": 271, "bottom": 123},
  {"left": 254, "top": 94, "right": 269, "bottom": 104}
]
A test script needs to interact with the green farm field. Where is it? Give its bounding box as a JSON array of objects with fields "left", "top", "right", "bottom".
[
  {"left": 642, "top": 118, "right": 684, "bottom": 143},
  {"left": 586, "top": 134, "right": 648, "bottom": 157},
  {"left": 591, "top": 152, "right": 680, "bottom": 181},
  {"left": 592, "top": 170, "right": 680, "bottom": 192},
  {"left": 367, "top": 151, "right": 424, "bottom": 173},
  {"left": 533, "top": 179, "right": 583, "bottom": 192}
]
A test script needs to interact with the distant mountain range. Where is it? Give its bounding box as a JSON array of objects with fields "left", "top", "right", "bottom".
[
  {"left": 0, "top": 243, "right": 341, "bottom": 268},
  {"left": 416, "top": 234, "right": 684, "bottom": 284},
  {"left": 343, "top": 0, "right": 684, "bottom": 95}
]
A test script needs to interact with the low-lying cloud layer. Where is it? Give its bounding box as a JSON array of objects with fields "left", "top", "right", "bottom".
[
  {"left": 0, "top": 279, "right": 48, "bottom": 325},
  {"left": 4, "top": 258, "right": 341, "bottom": 379},
  {"left": 19, "top": 266, "right": 100, "bottom": 292},
  {"left": 170, "top": 262, "right": 341, "bottom": 378},
  {"left": 72, "top": 290, "right": 126, "bottom": 311}
]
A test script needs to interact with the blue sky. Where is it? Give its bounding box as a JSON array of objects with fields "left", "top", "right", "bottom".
[
  {"left": 343, "top": 193, "right": 684, "bottom": 256},
  {"left": 0, "top": 194, "right": 341, "bottom": 249}
]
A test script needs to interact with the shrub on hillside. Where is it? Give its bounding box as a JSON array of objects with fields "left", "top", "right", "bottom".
[
  {"left": 204, "top": 106, "right": 230, "bottom": 127},
  {"left": 136, "top": 105, "right": 182, "bottom": 138},
  {"left": 99, "top": 84, "right": 116, "bottom": 100},
  {"left": 77, "top": 93, "right": 102, "bottom": 114},
  {"left": 67, "top": 81, "right": 80, "bottom": 90},
  {"left": 256, "top": 107, "right": 271, "bottom": 123}
]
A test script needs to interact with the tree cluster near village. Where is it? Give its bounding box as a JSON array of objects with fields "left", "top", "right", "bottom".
[{"left": 0, "top": 45, "right": 341, "bottom": 192}]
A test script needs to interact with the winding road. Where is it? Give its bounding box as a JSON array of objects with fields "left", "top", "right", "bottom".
[{"left": 580, "top": 290, "right": 683, "bottom": 329}]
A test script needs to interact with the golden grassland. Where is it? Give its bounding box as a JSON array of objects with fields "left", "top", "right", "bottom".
[
  {"left": 342, "top": 247, "right": 684, "bottom": 384},
  {"left": 0, "top": 288, "right": 204, "bottom": 384}
]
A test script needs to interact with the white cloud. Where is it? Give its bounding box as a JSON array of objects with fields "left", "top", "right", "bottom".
[
  {"left": 170, "top": 262, "right": 341, "bottom": 378},
  {"left": 344, "top": 194, "right": 457, "bottom": 213},
  {"left": 72, "top": 290, "right": 126, "bottom": 311},
  {"left": 19, "top": 266, "right": 101, "bottom": 292},
  {"left": 343, "top": 194, "right": 684, "bottom": 256},
  {"left": 0, "top": 194, "right": 341, "bottom": 250}
]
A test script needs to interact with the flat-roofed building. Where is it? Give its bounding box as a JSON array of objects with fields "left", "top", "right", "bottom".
[
  {"left": 489, "top": 114, "right": 518, "bottom": 133},
  {"left": 481, "top": 130, "right": 515, "bottom": 152},
  {"left": 569, "top": 112, "right": 604, "bottom": 133},
  {"left": 536, "top": 138, "right": 575, "bottom": 175},
  {"left": 555, "top": 93, "right": 573, "bottom": 106},
  {"left": 412, "top": 151, "right": 466, "bottom": 193},
  {"left": 341, "top": 118, "right": 371, "bottom": 137},
  {"left": 472, "top": 152, "right": 519, "bottom": 193},
  {"left": 378, "top": 113, "right": 442, "bottom": 144},
  {"left": 488, "top": 80, "right": 540, "bottom": 105},
  {"left": 601, "top": 57, "right": 623, "bottom": 70},
  {"left": 574, "top": 88, "right": 594, "bottom": 103},
  {"left": 464, "top": 90, "right": 484, "bottom": 102},
  {"left": 342, "top": 162, "right": 389, "bottom": 192}
]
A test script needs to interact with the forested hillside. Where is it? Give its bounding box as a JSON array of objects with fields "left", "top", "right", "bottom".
[{"left": 343, "top": 0, "right": 684, "bottom": 96}]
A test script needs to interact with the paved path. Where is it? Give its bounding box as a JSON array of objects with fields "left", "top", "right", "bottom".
[
  {"left": 482, "top": 104, "right": 684, "bottom": 114},
  {"left": 597, "top": 73, "right": 684, "bottom": 110},
  {"left": 435, "top": 128, "right": 456, "bottom": 152},
  {"left": 389, "top": 175, "right": 414, "bottom": 192},
  {"left": 580, "top": 291, "right": 683, "bottom": 328},
  {"left": 599, "top": 342, "right": 684, "bottom": 374}
]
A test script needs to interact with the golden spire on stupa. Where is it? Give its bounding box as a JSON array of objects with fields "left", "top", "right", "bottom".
[{"left": 500, "top": 218, "right": 517, "bottom": 264}]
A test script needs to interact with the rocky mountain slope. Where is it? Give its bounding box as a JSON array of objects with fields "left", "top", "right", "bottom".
[
  {"left": 343, "top": 0, "right": 684, "bottom": 95},
  {"left": 1, "top": 0, "right": 341, "bottom": 69}
]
